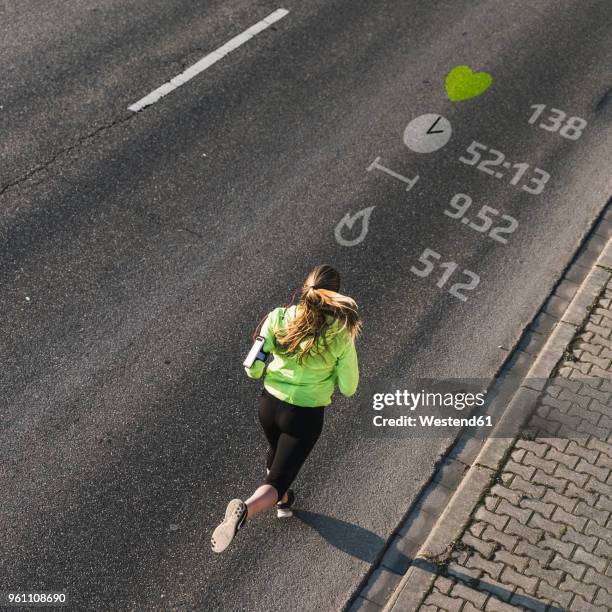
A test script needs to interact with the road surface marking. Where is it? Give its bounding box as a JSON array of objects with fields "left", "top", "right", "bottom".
[
  {"left": 334, "top": 207, "right": 375, "bottom": 247},
  {"left": 403, "top": 114, "right": 452, "bottom": 153},
  {"left": 128, "top": 8, "right": 289, "bottom": 112},
  {"left": 367, "top": 156, "right": 419, "bottom": 191}
]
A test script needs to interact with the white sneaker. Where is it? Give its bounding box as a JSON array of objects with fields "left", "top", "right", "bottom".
[
  {"left": 211, "top": 499, "right": 247, "bottom": 553},
  {"left": 276, "top": 489, "right": 295, "bottom": 519}
]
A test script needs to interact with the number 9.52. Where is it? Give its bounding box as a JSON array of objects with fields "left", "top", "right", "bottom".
[{"left": 444, "top": 193, "right": 518, "bottom": 244}]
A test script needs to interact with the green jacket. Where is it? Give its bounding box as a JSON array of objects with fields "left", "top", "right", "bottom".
[{"left": 245, "top": 305, "right": 359, "bottom": 407}]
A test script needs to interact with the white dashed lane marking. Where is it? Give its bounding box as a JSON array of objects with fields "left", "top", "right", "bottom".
[{"left": 128, "top": 8, "right": 289, "bottom": 112}]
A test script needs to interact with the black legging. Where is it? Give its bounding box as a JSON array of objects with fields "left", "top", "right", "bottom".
[{"left": 258, "top": 388, "right": 325, "bottom": 499}]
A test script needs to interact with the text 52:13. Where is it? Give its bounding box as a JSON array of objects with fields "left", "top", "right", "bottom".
[{"left": 459, "top": 141, "right": 550, "bottom": 195}]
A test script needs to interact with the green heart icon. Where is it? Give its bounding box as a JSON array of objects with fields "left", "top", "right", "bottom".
[{"left": 445, "top": 65, "right": 492, "bottom": 102}]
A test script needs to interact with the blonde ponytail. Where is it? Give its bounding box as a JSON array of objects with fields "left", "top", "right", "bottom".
[{"left": 275, "top": 265, "right": 362, "bottom": 362}]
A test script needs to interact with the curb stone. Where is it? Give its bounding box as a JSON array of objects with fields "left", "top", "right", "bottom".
[{"left": 382, "top": 234, "right": 612, "bottom": 611}]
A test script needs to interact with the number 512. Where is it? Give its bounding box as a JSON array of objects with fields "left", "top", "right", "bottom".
[{"left": 410, "top": 248, "right": 480, "bottom": 302}]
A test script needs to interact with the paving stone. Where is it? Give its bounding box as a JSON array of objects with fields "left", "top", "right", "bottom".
[
  {"left": 550, "top": 552, "right": 587, "bottom": 580},
  {"left": 536, "top": 580, "right": 573, "bottom": 608},
  {"left": 595, "top": 494, "right": 612, "bottom": 512},
  {"left": 543, "top": 536, "right": 575, "bottom": 559},
  {"left": 510, "top": 448, "right": 526, "bottom": 463},
  {"left": 481, "top": 525, "right": 518, "bottom": 552},
  {"left": 475, "top": 507, "right": 508, "bottom": 532},
  {"left": 576, "top": 460, "right": 609, "bottom": 485},
  {"left": 468, "top": 554, "right": 504, "bottom": 581},
  {"left": 500, "top": 567, "right": 537, "bottom": 595},
  {"left": 519, "top": 497, "right": 555, "bottom": 519},
  {"left": 493, "top": 549, "right": 528, "bottom": 573},
  {"left": 450, "top": 582, "right": 488, "bottom": 608},
  {"left": 434, "top": 575, "right": 455, "bottom": 594},
  {"left": 542, "top": 489, "right": 577, "bottom": 512},
  {"left": 538, "top": 436, "right": 569, "bottom": 452},
  {"left": 484, "top": 495, "right": 501, "bottom": 512},
  {"left": 570, "top": 594, "right": 608, "bottom": 612},
  {"left": 553, "top": 377, "right": 583, "bottom": 394},
  {"left": 541, "top": 394, "right": 572, "bottom": 412},
  {"left": 575, "top": 501, "right": 610, "bottom": 527},
  {"left": 477, "top": 577, "right": 514, "bottom": 602},
  {"left": 559, "top": 387, "right": 592, "bottom": 408},
  {"left": 504, "top": 459, "right": 535, "bottom": 481},
  {"left": 560, "top": 575, "right": 598, "bottom": 601},
  {"left": 596, "top": 452, "right": 612, "bottom": 470},
  {"left": 566, "top": 482, "right": 599, "bottom": 506},
  {"left": 528, "top": 512, "right": 564, "bottom": 538},
  {"left": 584, "top": 519, "right": 611, "bottom": 541},
  {"left": 524, "top": 559, "right": 564, "bottom": 586},
  {"left": 588, "top": 437, "right": 612, "bottom": 458},
  {"left": 484, "top": 597, "right": 518, "bottom": 612},
  {"left": 584, "top": 567, "right": 612, "bottom": 593},
  {"left": 509, "top": 588, "right": 546, "bottom": 612},
  {"left": 573, "top": 546, "right": 608, "bottom": 573},
  {"left": 463, "top": 533, "right": 496, "bottom": 559},
  {"left": 425, "top": 588, "right": 463, "bottom": 612},
  {"left": 551, "top": 506, "right": 588, "bottom": 532},
  {"left": 545, "top": 447, "right": 580, "bottom": 469},
  {"left": 446, "top": 561, "right": 482, "bottom": 583},
  {"left": 532, "top": 469, "right": 568, "bottom": 492},
  {"left": 516, "top": 439, "right": 548, "bottom": 457},
  {"left": 515, "top": 540, "right": 553, "bottom": 565},
  {"left": 579, "top": 384, "right": 611, "bottom": 404},
  {"left": 563, "top": 527, "right": 599, "bottom": 553},
  {"left": 594, "top": 538, "right": 612, "bottom": 558},
  {"left": 523, "top": 452, "right": 558, "bottom": 474},
  {"left": 496, "top": 499, "right": 531, "bottom": 523},
  {"left": 594, "top": 588, "right": 612, "bottom": 607},
  {"left": 512, "top": 476, "right": 545, "bottom": 500},
  {"left": 470, "top": 521, "right": 488, "bottom": 538},
  {"left": 490, "top": 484, "right": 522, "bottom": 506},
  {"left": 506, "top": 518, "right": 541, "bottom": 545}
]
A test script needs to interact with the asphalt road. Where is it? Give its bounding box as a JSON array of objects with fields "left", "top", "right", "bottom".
[{"left": 1, "top": 1, "right": 611, "bottom": 610}]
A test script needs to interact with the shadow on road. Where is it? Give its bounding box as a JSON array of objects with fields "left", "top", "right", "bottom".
[{"left": 294, "top": 509, "right": 383, "bottom": 563}]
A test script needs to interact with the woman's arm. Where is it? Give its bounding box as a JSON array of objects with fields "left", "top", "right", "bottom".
[
  {"left": 335, "top": 337, "right": 359, "bottom": 397},
  {"left": 244, "top": 308, "right": 279, "bottom": 379}
]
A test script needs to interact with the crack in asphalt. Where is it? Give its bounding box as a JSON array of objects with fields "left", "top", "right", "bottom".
[{"left": 0, "top": 112, "right": 136, "bottom": 199}]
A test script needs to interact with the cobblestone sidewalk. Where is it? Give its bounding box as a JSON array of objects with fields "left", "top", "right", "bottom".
[{"left": 418, "top": 285, "right": 612, "bottom": 611}]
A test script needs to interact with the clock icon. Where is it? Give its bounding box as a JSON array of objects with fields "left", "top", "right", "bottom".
[{"left": 403, "top": 113, "right": 452, "bottom": 153}]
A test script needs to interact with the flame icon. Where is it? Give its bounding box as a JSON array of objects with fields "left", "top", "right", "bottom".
[{"left": 334, "top": 206, "right": 376, "bottom": 247}]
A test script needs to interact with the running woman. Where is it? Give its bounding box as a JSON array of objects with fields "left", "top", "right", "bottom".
[{"left": 211, "top": 264, "right": 361, "bottom": 553}]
